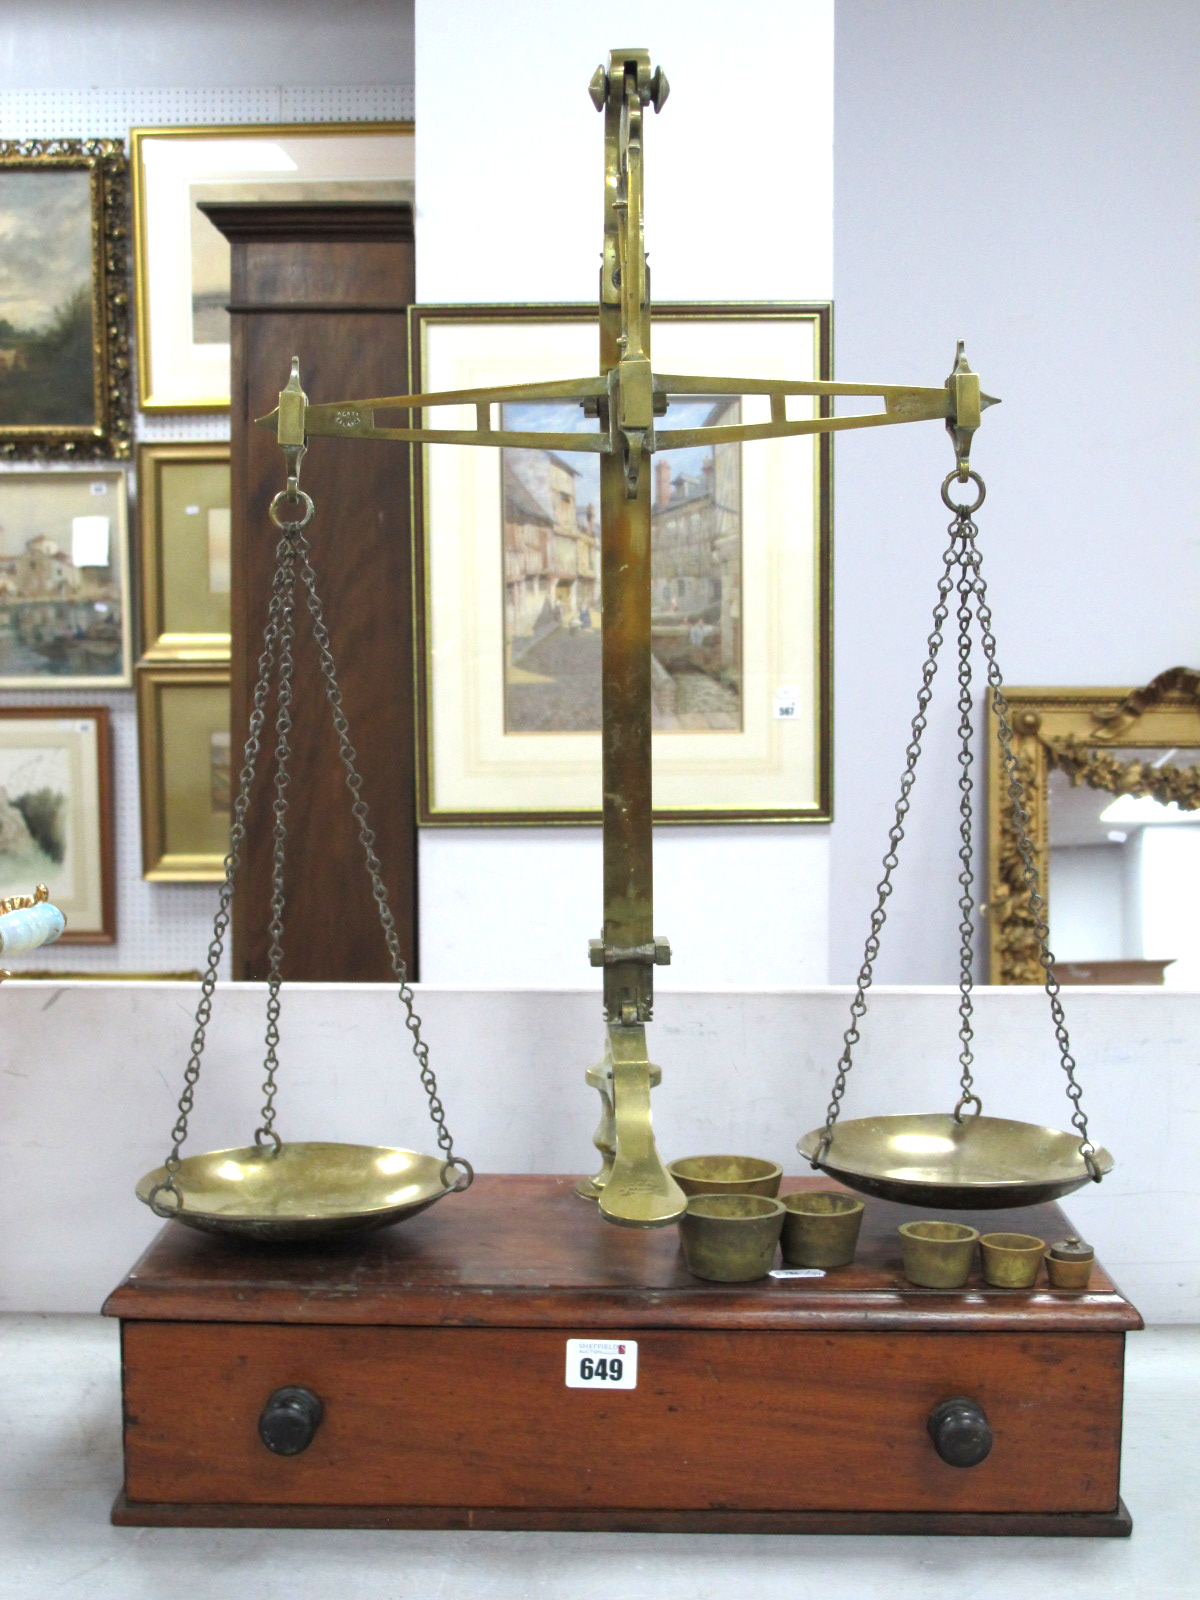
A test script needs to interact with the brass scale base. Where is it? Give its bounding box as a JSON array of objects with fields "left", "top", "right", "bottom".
[{"left": 123, "top": 50, "right": 1126, "bottom": 1532}]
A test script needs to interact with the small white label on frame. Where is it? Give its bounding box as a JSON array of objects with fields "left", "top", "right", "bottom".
[
  {"left": 565, "top": 1337, "right": 638, "bottom": 1389},
  {"left": 89, "top": 480, "right": 107, "bottom": 495},
  {"left": 773, "top": 685, "right": 798, "bottom": 720},
  {"left": 71, "top": 515, "right": 110, "bottom": 567},
  {"left": 185, "top": 504, "right": 201, "bottom": 516}
]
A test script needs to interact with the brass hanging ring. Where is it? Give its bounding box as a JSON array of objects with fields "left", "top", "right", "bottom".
[
  {"left": 441, "top": 1156, "right": 474, "bottom": 1193},
  {"left": 254, "top": 1126, "right": 283, "bottom": 1155},
  {"left": 941, "top": 470, "right": 986, "bottom": 516},
  {"left": 147, "top": 1180, "right": 183, "bottom": 1217},
  {"left": 1080, "top": 1142, "right": 1102, "bottom": 1183},
  {"left": 269, "top": 488, "right": 314, "bottom": 531},
  {"left": 953, "top": 1091, "right": 983, "bottom": 1122}
]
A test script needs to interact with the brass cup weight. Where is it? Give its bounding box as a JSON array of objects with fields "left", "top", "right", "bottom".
[
  {"left": 253, "top": 48, "right": 1034, "bottom": 1230},
  {"left": 780, "top": 1191, "right": 865, "bottom": 1269},
  {"left": 678, "top": 1194, "right": 786, "bottom": 1283},
  {"left": 135, "top": 460, "right": 473, "bottom": 1242}
]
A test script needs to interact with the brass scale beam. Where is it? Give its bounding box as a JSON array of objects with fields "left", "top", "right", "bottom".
[{"left": 260, "top": 48, "right": 996, "bottom": 1228}]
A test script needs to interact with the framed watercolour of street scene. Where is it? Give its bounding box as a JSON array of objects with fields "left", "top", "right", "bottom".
[
  {"left": 0, "top": 706, "right": 114, "bottom": 941},
  {"left": 0, "top": 470, "right": 132, "bottom": 688},
  {"left": 131, "top": 123, "right": 415, "bottom": 410},
  {"left": 411, "top": 303, "right": 832, "bottom": 824},
  {"left": 135, "top": 663, "right": 230, "bottom": 881},
  {"left": 137, "top": 442, "right": 231, "bottom": 659},
  {"left": 0, "top": 139, "right": 131, "bottom": 459}
]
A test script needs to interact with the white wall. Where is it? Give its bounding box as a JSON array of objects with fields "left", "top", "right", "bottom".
[
  {"left": 0, "top": 0, "right": 414, "bottom": 89},
  {"left": 1051, "top": 844, "right": 1126, "bottom": 961},
  {"left": 414, "top": 0, "right": 836, "bottom": 990},
  {"left": 3, "top": 979, "right": 1196, "bottom": 1322},
  {"left": 3, "top": 2, "right": 1195, "bottom": 990},
  {"left": 831, "top": 0, "right": 1200, "bottom": 981}
]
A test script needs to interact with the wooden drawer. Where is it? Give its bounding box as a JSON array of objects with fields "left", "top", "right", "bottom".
[{"left": 122, "top": 1321, "right": 1124, "bottom": 1514}]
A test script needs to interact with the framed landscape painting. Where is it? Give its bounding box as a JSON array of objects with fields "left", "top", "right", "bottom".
[
  {"left": 0, "top": 706, "right": 114, "bottom": 941},
  {"left": 0, "top": 139, "right": 131, "bottom": 459},
  {"left": 411, "top": 303, "right": 832, "bottom": 824},
  {"left": 132, "top": 123, "right": 414, "bottom": 409},
  {"left": 0, "top": 470, "right": 132, "bottom": 688}
]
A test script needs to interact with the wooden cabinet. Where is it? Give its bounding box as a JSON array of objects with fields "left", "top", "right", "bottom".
[
  {"left": 105, "top": 1176, "right": 1139, "bottom": 1533},
  {"left": 205, "top": 202, "right": 418, "bottom": 982}
]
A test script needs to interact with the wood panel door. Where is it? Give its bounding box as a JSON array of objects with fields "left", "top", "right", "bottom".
[{"left": 207, "top": 202, "right": 417, "bottom": 981}]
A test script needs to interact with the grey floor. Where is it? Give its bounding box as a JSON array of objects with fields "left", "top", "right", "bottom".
[{"left": 2, "top": 1317, "right": 1196, "bottom": 1600}]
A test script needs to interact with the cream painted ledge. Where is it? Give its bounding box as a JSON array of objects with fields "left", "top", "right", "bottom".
[{"left": 0, "top": 981, "right": 1194, "bottom": 1320}]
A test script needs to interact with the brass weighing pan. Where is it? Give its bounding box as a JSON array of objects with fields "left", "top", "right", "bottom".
[
  {"left": 797, "top": 1114, "right": 1113, "bottom": 1209},
  {"left": 136, "top": 1142, "right": 465, "bottom": 1242}
]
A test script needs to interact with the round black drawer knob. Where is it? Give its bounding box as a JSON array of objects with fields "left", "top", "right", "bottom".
[
  {"left": 258, "top": 1386, "right": 324, "bottom": 1456},
  {"left": 927, "top": 1396, "right": 993, "bottom": 1467}
]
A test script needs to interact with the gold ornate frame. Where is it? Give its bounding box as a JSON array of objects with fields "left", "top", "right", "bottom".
[
  {"left": 986, "top": 667, "right": 1200, "bottom": 983},
  {"left": 0, "top": 139, "right": 131, "bottom": 460}
]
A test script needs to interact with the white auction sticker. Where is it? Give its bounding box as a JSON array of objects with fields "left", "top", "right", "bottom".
[
  {"left": 565, "top": 1338, "right": 638, "bottom": 1389},
  {"left": 773, "top": 685, "right": 798, "bottom": 720}
]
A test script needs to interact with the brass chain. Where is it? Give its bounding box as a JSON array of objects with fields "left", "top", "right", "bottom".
[
  {"left": 968, "top": 530, "right": 1100, "bottom": 1180},
  {"left": 814, "top": 472, "right": 1098, "bottom": 1178},
  {"left": 149, "top": 502, "right": 471, "bottom": 1219},
  {"left": 291, "top": 527, "right": 469, "bottom": 1190},
  {"left": 148, "top": 532, "right": 299, "bottom": 1215},
  {"left": 255, "top": 534, "right": 298, "bottom": 1152}
]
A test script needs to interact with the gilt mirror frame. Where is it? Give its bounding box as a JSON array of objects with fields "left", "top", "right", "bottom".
[{"left": 986, "top": 667, "right": 1200, "bottom": 984}]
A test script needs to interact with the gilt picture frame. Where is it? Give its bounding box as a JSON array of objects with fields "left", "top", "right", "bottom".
[
  {"left": 0, "top": 705, "right": 114, "bottom": 941},
  {"left": 137, "top": 442, "right": 231, "bottom": 659},
  {"left": 411, "top": 302, "right": 832, "bottom": 824},
  {"left": 131, "top": 122, "right": 415, "bottom": 410},
  {"left": 986, "top": 669, "right": 1200, "bottom": 984},
  {"left": 135, "top": 663, "right": 231, "bottom": 881},
  {"left": 0, "top": 139, "right": 131, "bottom": 459},
  {"left": 0, "top": 469, "right": 132, "bottom": 688}
]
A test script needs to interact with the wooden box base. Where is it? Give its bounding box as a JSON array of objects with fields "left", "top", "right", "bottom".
[{"left": 104, "top": 1175, "right": 1140, "bottom": 1535}]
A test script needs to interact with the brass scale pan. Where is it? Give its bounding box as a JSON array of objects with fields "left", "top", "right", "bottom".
[
  {"left": 137, "top": 1116, "right": 1112, "bottom": 1242},
  {"left": 797, "top": 1114, "right": 1113, "bottom": 1210},
  {"left": 137, "top": 1144, "right": 458, "bottom": 1243}
]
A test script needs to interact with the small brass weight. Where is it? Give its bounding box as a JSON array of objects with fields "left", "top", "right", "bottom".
[{"left": 259, "top": 49, "right": 999, "bottom": 1226}]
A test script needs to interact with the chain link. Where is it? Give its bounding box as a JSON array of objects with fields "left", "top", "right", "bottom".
[
  {"left": 255, "top": 536, "right": 298, "bottom": 1151},
  {"left": 148, "top": 533, "right": 299, "bottom": 1215},
  {"left": 150, "top": 502, "right": 472, "bottom": 1220},
  {"left": 813, "top": 480, "right": 1098, "bottom": 1179},
  {"left": 968, "top": 524, "right": 1100, "bottom": 1180},
  {"left": 814, "top": 533, "right": 959, "bottom": 1161},
  {"left": 291, "top": 529, "right": 468, "bottom": 1187},
  {"left": 953, "top": 551, "right": 981, "bottom": 1119}
]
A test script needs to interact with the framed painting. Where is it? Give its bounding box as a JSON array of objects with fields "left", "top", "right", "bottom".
[
  {"left": 0, "top": 706, "right": 114, "bottom": 941},
  {"left": 0, "top": 139, "right": 131, "bottom": 459},
  {"left": 131, "top": 122, "right": 415, "bottom": 410},
  {"left": 137, "top": 442, "right": 231, "bottom": 658},
  {"left": 135, "top": 663, "right": 231, "bottom": 881},
  {"left": 411, "top": 303, "right": 832, "bottom": 824},
  {"left": 0, "top": 469, "right": 132, "bottom": 688}
]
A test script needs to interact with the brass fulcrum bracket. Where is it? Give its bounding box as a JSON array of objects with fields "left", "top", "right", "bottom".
[{"left": 256, "top": 47, "right": 999, "bottom": 1227}]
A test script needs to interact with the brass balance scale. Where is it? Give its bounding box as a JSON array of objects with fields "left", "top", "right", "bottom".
[
  {"left": 135, "top": 47, "right": 1109, "bottom": 1237},
  {"left": 111, "top": 49, "right": 1137, "bottom": 1537}
]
